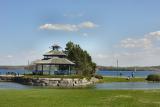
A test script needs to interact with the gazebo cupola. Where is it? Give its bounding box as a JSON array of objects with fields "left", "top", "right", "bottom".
[
  {"left": 51, "top": 44, "right": 61, "bottom": 50},
  {"left": 43, "top": 44, "right": 66, "bottom": 60}
]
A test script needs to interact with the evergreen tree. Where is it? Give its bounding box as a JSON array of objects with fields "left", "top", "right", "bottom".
[{"left": 65, "top": 41, "right": 96, "bottom": 76}]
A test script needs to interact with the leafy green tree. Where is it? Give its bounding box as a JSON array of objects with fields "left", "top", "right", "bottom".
[{"left": 65, "top": 41, "right": 96, "bottom": 76}]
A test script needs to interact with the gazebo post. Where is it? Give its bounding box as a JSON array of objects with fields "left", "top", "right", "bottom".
[
  {"left": 69, "top": 65, "right": 71, "bottom": 75},
  {"left": 58, "top": 65, "right": 59, "bottom": 74},
  {"left": 35, "top": 65, "right": 38, "bottom": 72},
  {"left": 49, "top": 64, "right": 51, "bottom": 75},
  {"left": 41, "top": 64, "right": 43, "bottom": 75},
  {"left": 35, "top": 64, "right": 38, "bottom": 75}
]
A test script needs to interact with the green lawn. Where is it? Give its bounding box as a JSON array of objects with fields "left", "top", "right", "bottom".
[
  {"left": 100, "top": 76, "right": 146, "bottom": 83},
  {"left": 0, "top": 89, "right": 160, "bottom": 107}
]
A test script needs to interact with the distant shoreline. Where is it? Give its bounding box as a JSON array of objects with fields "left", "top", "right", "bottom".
[
  {"left": 97, "top": 65, "right": 160, "bottom": 71},
  {"left": 0, "top": 66, "right": 25, "bottom": 70},
  {"left": 97, "top": 70, "right": 156, "bottom": 72}
]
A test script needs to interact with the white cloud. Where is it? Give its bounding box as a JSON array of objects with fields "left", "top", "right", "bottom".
[
  {"left": 120, "top": 38, "right": 152, "bottom": 49},
  {"left": 39, "top": 21, "right": 97, "bottom": 32},
  {"left": 93, "top": 30, "right": 160, "bottom": 66},
  {"left": 6, "top": 55, "right": 13, "bottom": 58},
  {"left": 147, "top": 31, "right": 160, "bottom": 40},
  {"left": 120, "top": 30, "right": 160, "bottom": 49},
  {"left": 82, "top": 33, "right": 88, "bottom": 37},
  {"left": 107, "top": 30, "right": 160, "bottom": 66},
  {"left": 39, "top": 24, "right": 78, "bottom": 32},
  {"left": 78, "top": 21, "right": 97, "bottom": 28}
]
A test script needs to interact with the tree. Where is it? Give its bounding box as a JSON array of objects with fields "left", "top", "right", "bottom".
[{"left": 65, "top": 41, "right": 96, "bottom": 76}]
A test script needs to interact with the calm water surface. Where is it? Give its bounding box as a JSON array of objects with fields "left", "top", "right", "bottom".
[
  {"left": 96, "top": 82, "right": 160, "bottom": 90},
  {"left": 0, "top": 82, "right": 31, "bottom": 89},
  {"left": 0, "top": 82, "right": 160, "bottom": 90}
]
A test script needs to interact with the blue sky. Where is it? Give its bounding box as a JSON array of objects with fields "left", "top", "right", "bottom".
[{"left": 1, "top": 0, "right": 160, "bottom": 66}]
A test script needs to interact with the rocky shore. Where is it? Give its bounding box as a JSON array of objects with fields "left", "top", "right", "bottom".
[{"left": 0, "top": 75, "right": 99, "bottom": 88}]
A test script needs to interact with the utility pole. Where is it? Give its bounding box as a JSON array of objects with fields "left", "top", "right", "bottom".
[
  {"left": 28, "top": 60, "right": 30, "bottom": 66},
  {"left": 26, "top": 60, "right": 30, "bottom": 75},
  {"left": 117, "top": 59, "right": 119, "bottom": 76}
]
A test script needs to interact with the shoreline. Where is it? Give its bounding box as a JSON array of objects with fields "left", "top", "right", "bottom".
[{"left": 0, "top": 75, "right": 98, "bottom": 88}]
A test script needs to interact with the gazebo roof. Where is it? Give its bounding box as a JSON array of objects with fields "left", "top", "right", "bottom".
[
  {"left": 34, "top": 57, "right": 75, "bottom": 65},
  {"left": 43, "top": 50, "right": 66, "bottom": 56}
]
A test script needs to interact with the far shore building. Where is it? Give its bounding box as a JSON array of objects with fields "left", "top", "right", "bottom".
[{"left": 32, "top": 44, "right": 75, "bottom": 75}]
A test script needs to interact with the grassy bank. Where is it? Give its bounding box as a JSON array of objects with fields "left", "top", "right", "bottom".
[
  {"left": 23, "top": 75, "right": 147, "bottom": 82},
  {"left": 100, "top": 76, "right": 146, "bottom": 82},
  {"left": 0, "top": 89, "right": 160, "bottom": 107}
]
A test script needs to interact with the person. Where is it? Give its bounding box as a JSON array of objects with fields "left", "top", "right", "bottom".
[
  {"left": 120, "top": 72, "right": 122, "bottom": 76},
  {"left": 131, "top": 71, "right": 135, "bottom": 78}
]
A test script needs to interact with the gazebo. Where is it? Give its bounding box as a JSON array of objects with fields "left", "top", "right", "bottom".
[{"left": 33, "top": 44, "right": 75, "bottom": 75}]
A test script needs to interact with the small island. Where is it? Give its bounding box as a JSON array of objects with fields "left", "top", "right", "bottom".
[{"left": 0, "top": 42, "right": 99, "bottom": 87}]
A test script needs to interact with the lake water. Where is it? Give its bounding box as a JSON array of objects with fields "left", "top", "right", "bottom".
[
  {"left": 0, "top": 69, "right": 160, "bottom": 90},
  {"left": 0, "top": 82, "right": 31, "bottom": 89},
  {"left": 0, "top": 82, "right": 160, "bottom": 90},
  {"left": 96, "top": 82, "right": 160, "bottom": 90},
  {"left": 96, "top": 70, "right": 160, "bottom": 77}
]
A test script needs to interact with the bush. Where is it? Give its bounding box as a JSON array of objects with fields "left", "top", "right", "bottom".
[
  {"left": 146, "top": 74, "right": 160, "bottom": 81},
  {"left": 94, "top": 75, "right": 103, "bottom": 79}
]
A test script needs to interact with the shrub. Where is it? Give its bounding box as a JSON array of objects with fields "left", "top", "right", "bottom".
[
  {"left": 146, "top": 74, "right": 160, "bottom": 81},
  {"left": 94, "top": 75, "right": 103, "bottom": 79}
]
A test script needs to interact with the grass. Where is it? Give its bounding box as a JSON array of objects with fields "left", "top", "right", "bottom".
[
  {"left": 0, "top": 89, "right": 160, "bottom": 107},
  {"left": 100, "top": 76, "right": 146, "bottom": 83}
]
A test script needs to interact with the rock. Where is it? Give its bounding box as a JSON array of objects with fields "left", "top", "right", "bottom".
[
  {"left": 2, "top": 76, "right": 93, "bottom": 88},
  {"left": 90, "top": 77, "right": 99, "bottom": 83}
]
